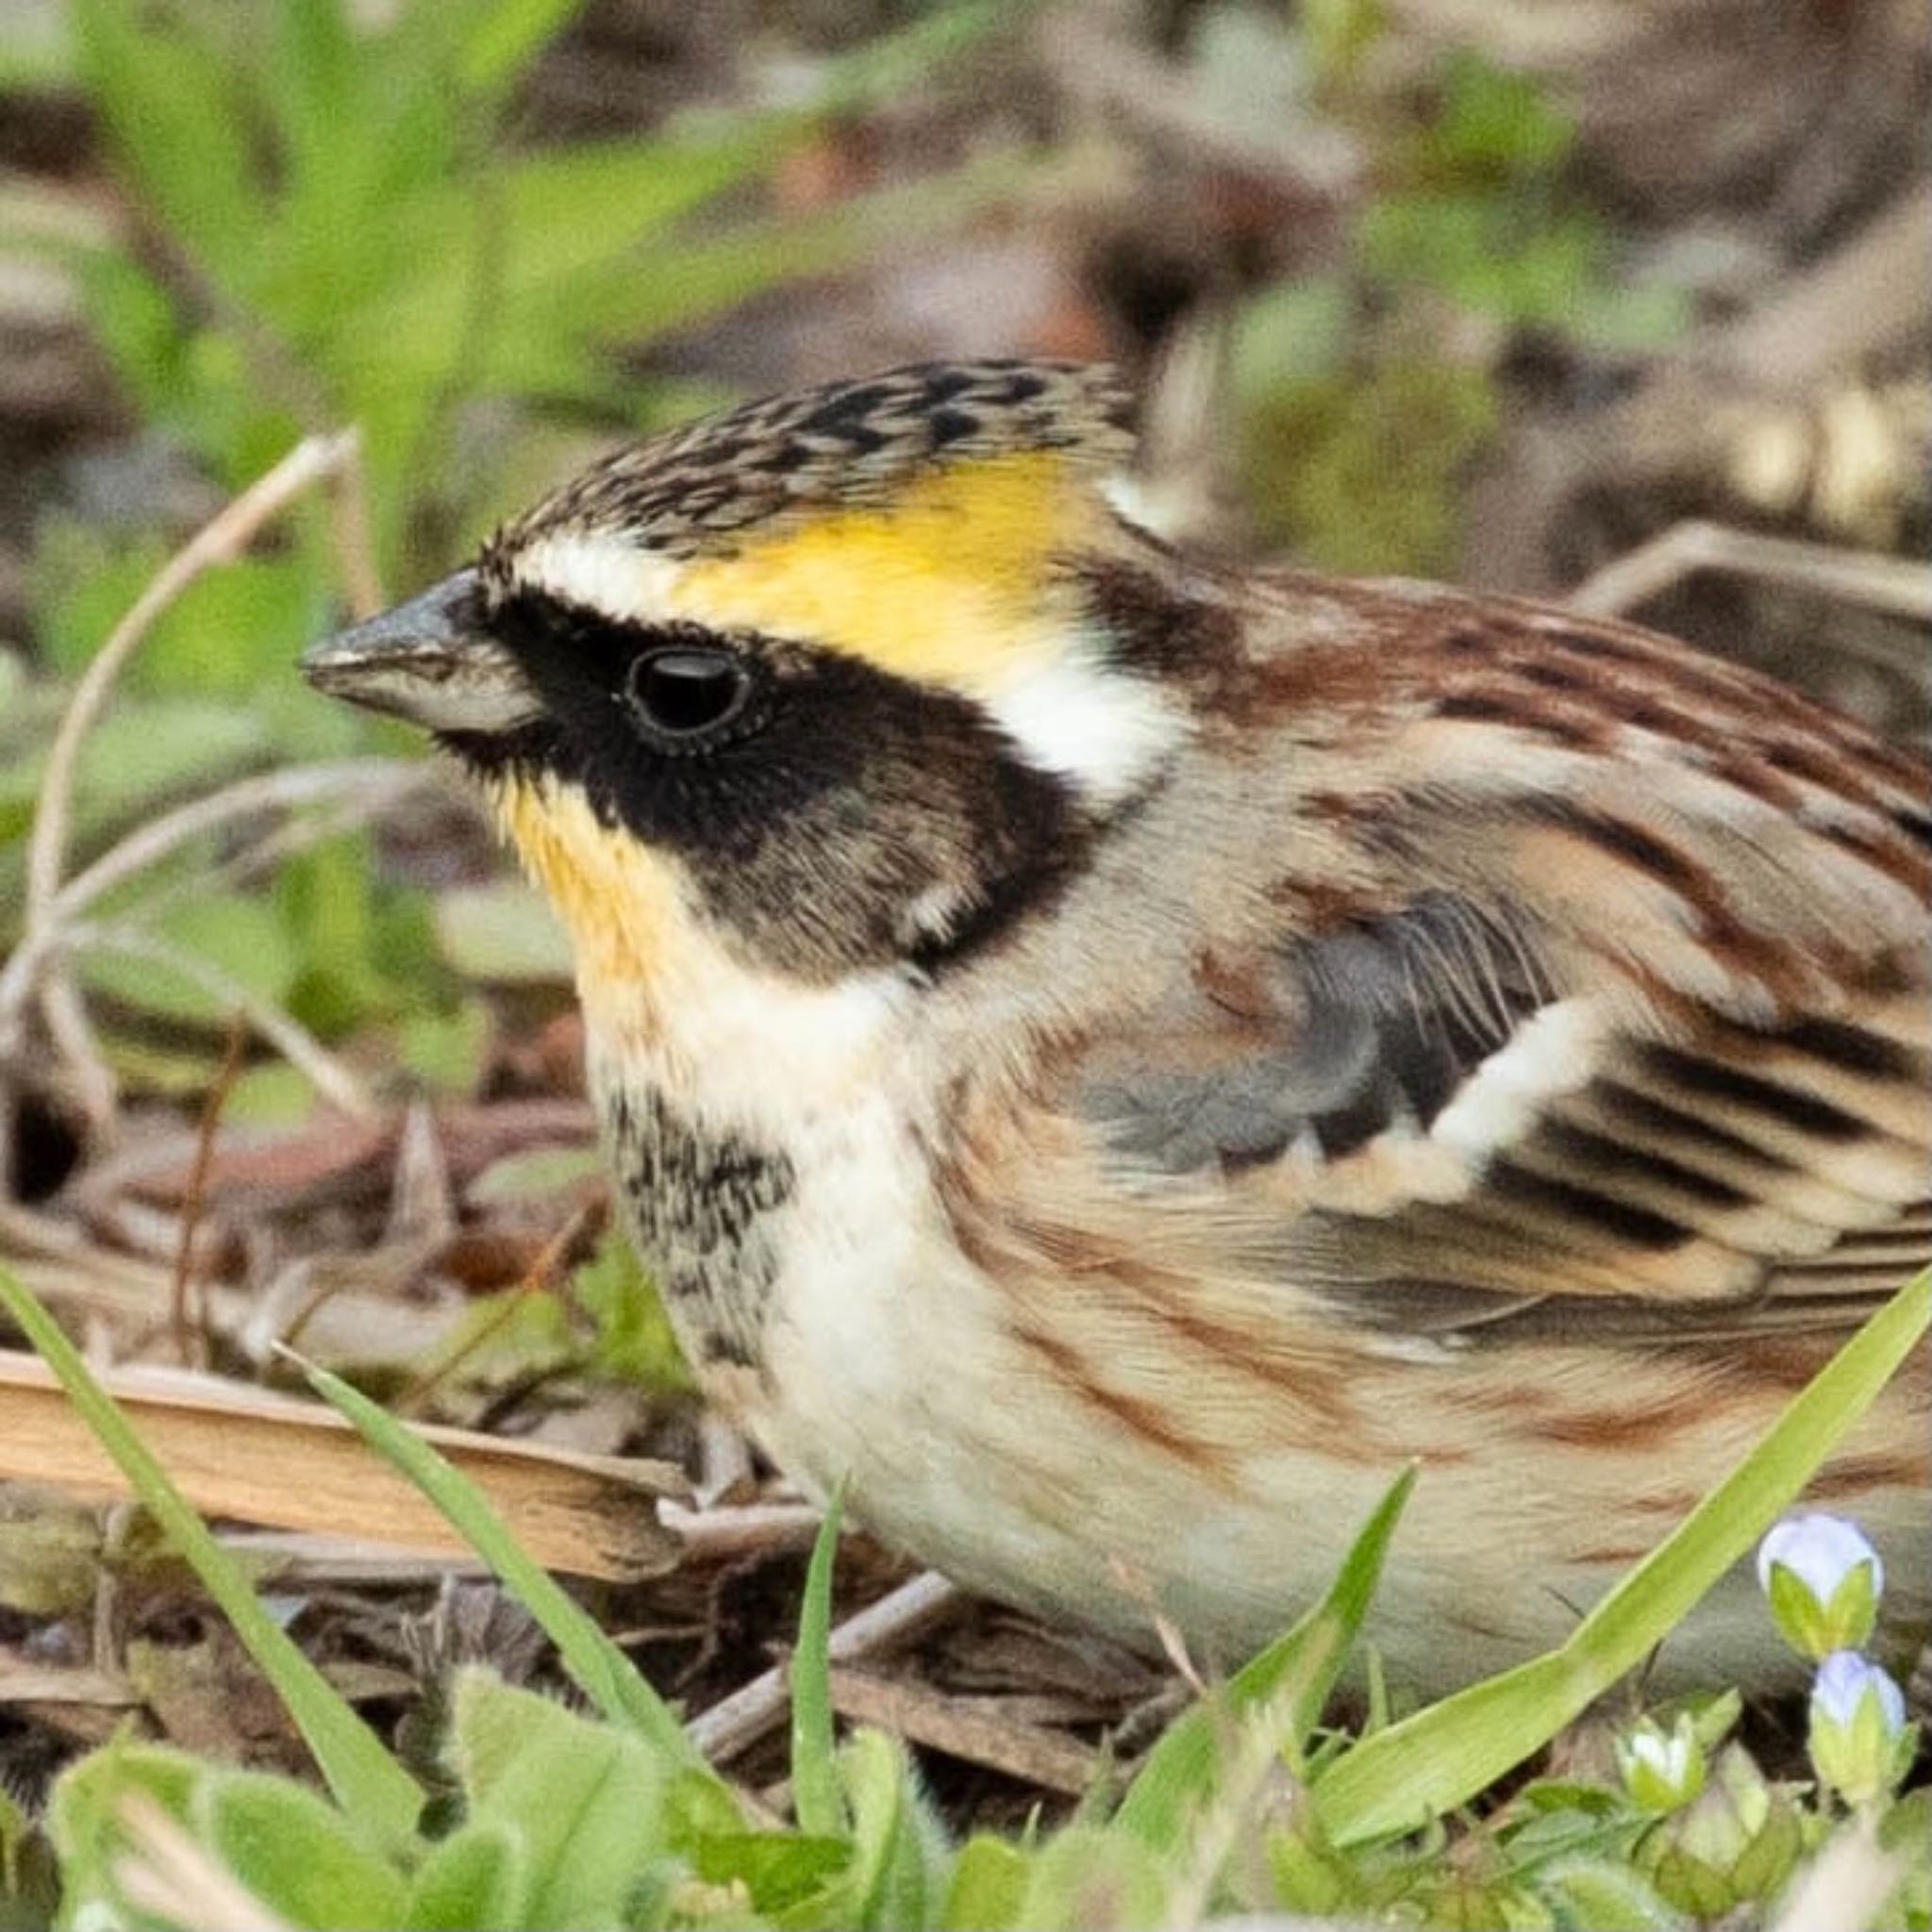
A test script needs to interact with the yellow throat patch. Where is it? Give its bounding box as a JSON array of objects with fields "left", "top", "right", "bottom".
[{"left": 489, "top": 775, "right": 682, "bottom": 1016}]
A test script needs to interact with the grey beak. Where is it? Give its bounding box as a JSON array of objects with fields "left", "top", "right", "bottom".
[{"left": 301, "top": 569, "right": 541, "bottom": 735}]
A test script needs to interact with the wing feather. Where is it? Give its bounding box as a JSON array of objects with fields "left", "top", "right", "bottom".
[{"left": 945, "top": 570, "right": 1929, "bottom": 1349}]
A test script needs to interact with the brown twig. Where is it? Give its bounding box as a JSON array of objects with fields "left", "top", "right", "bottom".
[
  {"left": 826, "top": 1664, "right": 1103, "bottom": 1797},
  {"left": 168, "top": 1014, "right": 249, "bottom": 1369},
  {"left": 395, "top": 1194, "right": 607, "bottom": 1418},
  {"left": 658, "top": 1499, "right": 825, "bottom": 1563}
]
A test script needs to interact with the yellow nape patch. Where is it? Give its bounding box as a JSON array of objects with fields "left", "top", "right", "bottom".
[
  {"left": 491, "top": 775, "right": 680, "bottom": 1003},
  {"left": 669, "top": 450, "right": 1106, "bottom": 689}
]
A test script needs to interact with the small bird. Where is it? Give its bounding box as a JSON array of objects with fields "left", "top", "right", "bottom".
[{"left": 305, "top": 361, "right": 1929, "bottom": 1691}]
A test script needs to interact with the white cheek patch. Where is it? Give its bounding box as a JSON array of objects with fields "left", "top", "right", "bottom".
[
  {"left": 980, "top": 642, "right": 1187, "bottom": 808},
  {"left": 512, "top": 533, "right": 688, "bottom": 622}
]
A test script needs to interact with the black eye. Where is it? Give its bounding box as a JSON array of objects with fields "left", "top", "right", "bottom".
[{"left": 623, "top": 645, "right": 755, "bottom": 750}]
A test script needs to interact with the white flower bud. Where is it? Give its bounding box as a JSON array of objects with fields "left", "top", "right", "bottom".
[
  {"left": 1757, "top": 1513, "right": 1883, "bottom": 1659},
  {"left": 1616, "top": 1713, "right": 1706, "bottom": 1812},
  {"left": 1807, "top": 1651, "right": 1914, "bottom": 1807}
]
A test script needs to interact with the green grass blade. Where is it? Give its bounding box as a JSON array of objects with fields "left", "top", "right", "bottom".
[
  {"left": 1313, "top": 1266, "right": 1930, "bottom": 1845},
  {"left": 0, "top": 1267, "right": 422, "bottom": 1849},
  {"left": 1115, "top": 1463, "right": 1416, "bottom": 1849},
  {"left": 790, "top": 1490, "right": 849, "bottom": 1838},
  {"left": 297, "top": 1357, "right": 712, "bottom": 1781}
]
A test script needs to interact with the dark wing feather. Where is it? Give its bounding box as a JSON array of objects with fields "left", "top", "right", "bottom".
[{"left": 1077, "top": 892, "right": 1552, "bottom": 1172}]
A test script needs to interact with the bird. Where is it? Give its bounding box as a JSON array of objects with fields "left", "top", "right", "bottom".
[{"left": 303, "top": 359, "right": 1929, "bottom": 1692}]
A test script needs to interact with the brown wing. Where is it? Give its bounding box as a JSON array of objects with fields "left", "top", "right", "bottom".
[{"left": 943, "top": 569, "right": 1931, "bottom": 1349}]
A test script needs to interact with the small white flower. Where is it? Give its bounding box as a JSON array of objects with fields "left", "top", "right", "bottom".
[
  {"left": 1757, "top": 1513, "right": 1884, "bottom": 1604},
  {"left": 1808, "top": 1650, "right": 1914, "bottom": 1807},
  {"left": 1811, "top": 1650, "right": 1906, "bottom": 1732},
  {"left": 1616, "top": 1713, "right": 1706, "bottom": 1812},
  {"left": 1757, "top": 1513, "right": 1883, "bottom": 1659}
]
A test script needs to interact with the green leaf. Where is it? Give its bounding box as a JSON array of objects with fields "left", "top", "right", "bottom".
[
  {"left": 690, "top": 1831, "right": 853, "bottom": 1914},
  {"left": 48, "top": 1738, "right": 205, "bottom": 1912},
  {"left": 841, "top": 1726, "right": 943, "bottom": 1930},
  {"left": 791, "top": 1491, "right": 848, "bottom": 1839},
  {"left": 425, "top": 0, "right": 587, "bottom": 102},
  {"left": 1312, "top": 1268, "right": 1932, "bottom": 1845},
  {"left": 58, "top": 249, "right": 199, "bottom": 430},
  {"left": 0, "top": 1773, "right": 58, "bottom": 1926},
  {"left": 941, "top": 1834, "right": 1031, "bottom": 1930},
  {"left": 447, "top": 1668, "right": 666, "bottom": 1928},
  {"left": 808, "top": 0, "right": 1011, "bottom": 112},
  {"left": 662, "top": 1764, "right": 750, "bottom": 1857},
  {"left": 1244, "top": 359, "right": 1499, "bottom": 575},
  {"left": 399, "top": 1001, "right": 493, "bottom": 1095},
  {"left": 278, "top": 836, "right": 408, "bottom": 1037},
  {"left": 1115, "top": 1464, "right": 1416, "bottom": 1850},
  {"left": 71, "top": 0, "right": 268, "bottom": 289},
  {"left": 1017, "top": 1823, "right": 1171, "bottom": 1932},
  {"left": 17, "top": 522, "right": 339, "bottom": 754},
  {"left": 496, "top": 124, "right": 797, "bottom": 265},
  {"left": 1425, "top": 49, "right": 1575, "bottom": 176},
  {"left": 267, "top": 0, "right": 364, "bottom": 204},
  {"left": 299, "top": 1357, "right": 711, "bottom": 1776},
  {"left": 1530, "top": 1846, "right": 1684, "bottom": 1924},
  {"left": 434, "top": 880, "right": 573, "bottom": 983},
  {"left": 77, "top": 891, "right": 300, "bottom": 1026},
  {"left": 0, "top": 694, "right": 274, "bottom": 947},
  {"left": 0, "top": 1267, "right": 424, "bottom": 1853},
  {"left": 470, "top": 1146, "right": 605, "bottom": 1206},
  {"left": 1236, "top": 275, "right": 1353, "bottom": 391},
  {"left": 225, "top": 1060, "right": 323, "bottom": 1128},
  {"left": 202, "top": 1769, "right": 410, "bottom": 1930},
  {"left": 512, "top": 148, "right": 1044, "bottom": 369},
  {"left": 403, "top": 1822, "right": 528, "bottom": 1931},
  {"left": 571, "top": 1232, "right": 693, "bottom": 1392}
]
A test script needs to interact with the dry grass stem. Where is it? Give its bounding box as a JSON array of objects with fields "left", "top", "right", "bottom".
[
  {"left": 1568, "top": 517, "right": 1932, "bottom": 636},
  {"left": 112, "top": 1791, "right": 295, "bottom": 1932},
  {"left": 9, "top": 428, "right": 365, "bottom": 1128},
  {"left": 0, "top": 1657, "right": 136, "bottom": 1710},
  {"left": 64, "top": 924, "right": 375, "bottom": 1120},
  {"left": 322, "top": 427, "right": 385, "bottom": 620},
  {"left": 49, "top": 759, "right": 433, "bottom": 927},
  {"left": 0, "top": 1347, "right": 685, "bottom": 1580},
  {"left": 686, "top": 1568, "right": 963, "bottom": 1764},
  {"left": 1770, "top": 1812, "right": 1906, "bottom": 1932},
  {"left": 658, "top": 1499, "right": 824, "bottom": 1561},
  {"left": 0, "top": 763, "right": 436, "bottom": 1094}
]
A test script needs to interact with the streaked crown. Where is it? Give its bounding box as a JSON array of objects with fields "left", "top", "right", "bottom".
[
  {"left": 477, "top": 360, "right": 1145, "bottom": 699},
  {"left": 483, "top": 360, "right": 1135, "bottom": 567}
]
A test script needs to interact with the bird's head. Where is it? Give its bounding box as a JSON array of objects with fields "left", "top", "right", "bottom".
[{"left": 303, "top": 361, "right": 1191, "bottom": 996}]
